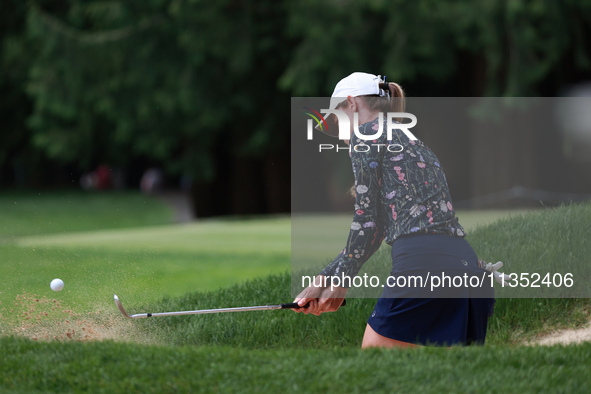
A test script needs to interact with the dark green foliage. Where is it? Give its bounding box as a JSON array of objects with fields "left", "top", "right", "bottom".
[
  {"left": 2, "top": 0, "right": 590, "bottom": 191},
  {"left": 281, "top": 0, "right": 591, "bottom": 96},
  {"left": 22, "top": 0, "right": 291, "bottom": 181}
]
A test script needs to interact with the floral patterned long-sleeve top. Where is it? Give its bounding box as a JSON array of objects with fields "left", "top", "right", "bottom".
[{"left": 320, "top": 116, "right": 465, "bottom": 280}]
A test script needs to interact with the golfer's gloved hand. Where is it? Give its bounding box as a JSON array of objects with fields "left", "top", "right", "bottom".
[{"left": 479, "top": 260, "right": 511, "bottom": 286}]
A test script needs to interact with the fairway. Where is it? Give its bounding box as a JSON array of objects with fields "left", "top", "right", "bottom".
[
  {"left": 1, "top": 191, "right": 532, "bottom": 317},
  {"left": 2, "top": 197, "right": 520, "bottom": 314},
  {"left": 292, "top": 209, "right": 531, "bottom": 270},
  {"left": 0, "top": 191, "right": 174, "bottom": 238},
  {"left": 16, "top": 219, "right": 290, "bottom": 255},
  {"left": 0, "top": 192, "right": 289, "bottom": 317}
]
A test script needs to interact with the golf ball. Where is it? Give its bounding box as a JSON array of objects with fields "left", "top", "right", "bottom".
[{"left": 50, "top": 278, "right": 64, "bottom": 292}]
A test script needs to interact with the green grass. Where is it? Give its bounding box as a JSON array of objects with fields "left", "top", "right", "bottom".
[
  {"left": 0, "top": 190, "right": 174, "bottom": 239},
  {"left": 292, "top": 209, "right": 531, "bottom": 269},
  {"left": 2, "top": 218, "right": 290, "bottom": 309},
  {"left": 294, "top": 204, "right": 591, "bottom": 343},
  {"left": 2, "top": 337, "right": 591, "bottom": 393},
  {"left": 0, "top": 192, "right": 290, "bottom": 313},
  {"left": 467, "top": 204, "right": 591, "bottom": 343},
  {"left": 125, "top": 274, "right": 588, "bottom": 350}
]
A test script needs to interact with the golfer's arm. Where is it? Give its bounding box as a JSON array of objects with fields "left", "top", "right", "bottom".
[{"left": 320, "top": 129, "right": 385, "bottom": 280}]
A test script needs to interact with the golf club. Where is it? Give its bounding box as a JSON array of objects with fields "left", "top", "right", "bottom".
[{"left": 114, "top": 294, "right": 346, "bottom": 318}]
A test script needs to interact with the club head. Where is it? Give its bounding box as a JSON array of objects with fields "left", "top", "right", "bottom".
[{"left": 114, "top": 294, "right": 131, "bottom": 318}]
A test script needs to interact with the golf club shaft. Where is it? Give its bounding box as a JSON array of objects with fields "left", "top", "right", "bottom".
[
  {"left": 136, "top": 304, "right": 287, "bottom": 318},
  {"left": 114, "top": 295, "right": 345, "bottom": 318}
]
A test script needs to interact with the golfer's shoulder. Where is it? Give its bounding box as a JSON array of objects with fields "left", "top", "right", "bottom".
[{"left": 353, "top": 121, "right": 389, "bottom": 146}]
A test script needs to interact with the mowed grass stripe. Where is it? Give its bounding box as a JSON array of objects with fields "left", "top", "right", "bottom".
[
  {"left": 0, "top": 191, "right": 174, "bottom": 238},
  {"left": 15, "top": 217, "right": 291, "bottom": 255}
]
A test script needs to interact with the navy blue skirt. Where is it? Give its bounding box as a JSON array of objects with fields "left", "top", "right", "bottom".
[{"left": 367, "top": 234, "right": 495, "bottom": 346}]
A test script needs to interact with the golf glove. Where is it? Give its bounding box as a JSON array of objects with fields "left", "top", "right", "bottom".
[{"left": 479, "top": 260, "right": 511, "bottom": 286}]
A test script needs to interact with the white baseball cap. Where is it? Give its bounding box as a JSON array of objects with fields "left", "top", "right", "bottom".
[
  {"left": 329, "top": 72, "right": 389, "bottom": 110},
  {"left": 318, "top": 72, "right": 389, "bottom": 137}
]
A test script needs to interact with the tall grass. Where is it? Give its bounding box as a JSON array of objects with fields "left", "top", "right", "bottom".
[
  {"left": 135, "top": 202, "right": 591, "bottom": 348},
  {"left": 132, "top": 272, "right": 589, "bottom": 349},
  {"left": 468, "top": 203, "right": 591, "bottom": 343},
  {"left": 3, "top": 337, "right": 591, "bottom": 393}
]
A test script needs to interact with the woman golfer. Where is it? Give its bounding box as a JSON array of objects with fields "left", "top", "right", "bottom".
[{"left": 294, "top": 72, "right": 496, "bottom": 348}]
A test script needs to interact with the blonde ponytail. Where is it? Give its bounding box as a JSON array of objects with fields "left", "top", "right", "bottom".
[
  {"left": 387, "top": 82, "right": 405, "bottom": 113},
  {"left": 365, "top": 81, "right": 405, "bottom": 114}
]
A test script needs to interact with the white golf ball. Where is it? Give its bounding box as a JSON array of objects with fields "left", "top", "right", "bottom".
[{"left": 50, "top": 278, "right": 64, "bottom": 292}]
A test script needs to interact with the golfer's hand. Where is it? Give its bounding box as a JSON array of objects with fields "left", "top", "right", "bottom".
[
  {"left": 479, "top": 259, "right": 511, "bottom": 286},
  {"left": 293, "top": 274, "right": 347, "bottom": 316}
]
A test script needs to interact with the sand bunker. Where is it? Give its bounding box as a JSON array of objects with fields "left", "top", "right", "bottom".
[
  {"left": 530, "top": 321, "right": 591, "bottom": 346},
  {"left": 2, "top": 292, "right": 149, "bottom": 344}
]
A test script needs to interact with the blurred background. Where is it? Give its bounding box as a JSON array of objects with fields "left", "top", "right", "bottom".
[{"left": 2, "top": 0, "right": 591, "bottom": 217}]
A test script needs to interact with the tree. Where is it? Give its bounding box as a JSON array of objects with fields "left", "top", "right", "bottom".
[
  {"left": 1, "top": 0, "right": 590, "bottom": 211},
  {"left": 23, "top": 0, "right": 292, "bottom": 215}
]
